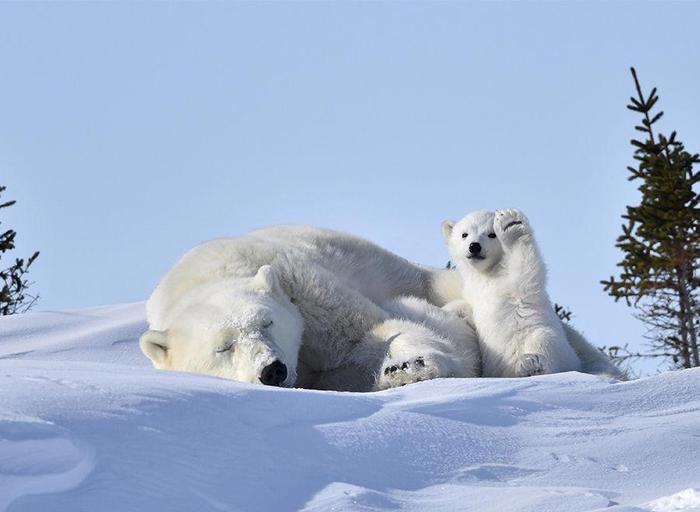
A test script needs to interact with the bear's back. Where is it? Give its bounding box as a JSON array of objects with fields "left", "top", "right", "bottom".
[
  {"left": 147, "top": 225, "right": 432, "bottom": 327},
  {"left": 250, "top": 225, "right": 430, "bottom": 303}
]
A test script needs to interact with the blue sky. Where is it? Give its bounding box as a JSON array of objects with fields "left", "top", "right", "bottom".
[{"left": 1, "top": 2, "right": 699, "bottom": 372}]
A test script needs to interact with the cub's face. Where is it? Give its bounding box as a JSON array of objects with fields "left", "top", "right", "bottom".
[
  {"left": 442, "top": 210, "right": 504, "bottom": 274},
  {"left": 140, "top": 266, "right": 303, "bottom": 387}
]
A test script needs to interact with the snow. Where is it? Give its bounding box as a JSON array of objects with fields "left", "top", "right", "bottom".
[
  {"left": 0, "top": 304, "right": 699, "bottom": 512},
  {"left": 647, "top": 489, "right": 700, "bottom": 512}
]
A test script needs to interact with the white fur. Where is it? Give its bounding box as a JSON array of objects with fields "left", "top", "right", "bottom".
[
  {"left": 377, "top": 296, "right": 481, "bottom": 389},
  {"left": 443, "top": 209, "right": 621, "bottom": 379},
  {"left": 142, "top": 225, "right": 477, "bottom": 391},
  {"left": 562, "top": 323, "right": 624, "bottom": 380}
]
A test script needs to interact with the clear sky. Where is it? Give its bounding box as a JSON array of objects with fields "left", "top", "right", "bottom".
[{"left": 1, "top": 1, "right": 699, "bottom": 373}]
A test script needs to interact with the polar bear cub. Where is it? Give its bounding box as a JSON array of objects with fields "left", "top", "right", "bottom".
[{"left": 442, "top": 209, "right": 581, "bottom": 377}]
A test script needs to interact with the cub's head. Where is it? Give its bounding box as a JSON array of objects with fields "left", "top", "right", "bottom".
[
  {"left": 442, "top": 210, "right": 504, "bottom": 274},
  {"left": 140, "top": 265, "right": 303, "bottom": 387}
]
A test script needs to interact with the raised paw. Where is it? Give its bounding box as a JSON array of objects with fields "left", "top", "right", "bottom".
[
  {"left": 517, "top": 353, "right": 546, "bottom": 377},
  {"left": 494, "top": 208, "right": 530, "bottom": 245}
]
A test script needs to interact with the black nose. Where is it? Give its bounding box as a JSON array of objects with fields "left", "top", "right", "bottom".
[
  {"left": 469, "top": 242, "right": 482, "bottom": 254},
  {"left": 260, "top": 360, "right": 287, "bottom": 386}
]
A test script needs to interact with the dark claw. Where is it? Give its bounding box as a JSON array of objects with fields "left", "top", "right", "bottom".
[
  {"left": 384, "top": 365, "right": 400, "bottom": 375},
  {"left": 385, "top": 357, "right": 427, "bottom": 378},
  {"left": 503, "top": 220, "right": 523, "bottom": 231}
]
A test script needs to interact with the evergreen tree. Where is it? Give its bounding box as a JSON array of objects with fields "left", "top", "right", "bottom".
[
  {"left": 602, "top": 68, "right": 700, "bottom": 369},
  {"left": 0, "top": 186, "right": 39, "bottom": 315},
  {"left": 554, "top": 303, "right": 573, "bottom": 323}
]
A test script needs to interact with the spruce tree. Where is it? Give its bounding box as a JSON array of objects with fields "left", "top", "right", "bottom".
[
  {"left": 0, "top": 186, "right": 40, "bottom": 315},
  {"left": 602, "top": 68, "right": 700, "bottom": 369}
]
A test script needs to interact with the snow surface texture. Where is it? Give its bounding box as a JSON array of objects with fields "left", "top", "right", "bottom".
[{"left": 0, "top": 304, "right": 698, "bottom": 512}]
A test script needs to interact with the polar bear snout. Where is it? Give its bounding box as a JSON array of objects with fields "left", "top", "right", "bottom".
[
  {"left": 467, "top": 242, "right": 487, "bottom": 261},
  {"left": 260, "top": 360, "right": 288, "bottom": 387}
]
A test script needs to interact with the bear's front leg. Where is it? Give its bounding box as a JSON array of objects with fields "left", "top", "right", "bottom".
[
  {"left": 494, "top": 208, "right": 547, "bottom": 289},
  {"left": 372, "top": 319, "right": 460, "bottom": 390}
]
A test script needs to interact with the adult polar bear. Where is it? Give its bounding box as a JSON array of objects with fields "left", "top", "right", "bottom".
[{"left": 141, "top": 225, "right": 480, "bottom": 391}]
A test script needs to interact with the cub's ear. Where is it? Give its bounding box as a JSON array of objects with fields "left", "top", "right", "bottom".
[
  {"left": 140, "top": 330, "right": 169, "bottom": 366},
  {"left": 253, "top": 265, "right": 282, "bottom": 295},
  {"left": 441, "top": 220, "right": 456, "bottom": 241}
]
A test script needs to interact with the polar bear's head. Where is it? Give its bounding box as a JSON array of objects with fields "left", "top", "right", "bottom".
[
  {"left": 140, "top": 265, "right": 304, "bottom": 387},
  {"left": 442, "top": 210, "right": 504, "bottom": 274}
]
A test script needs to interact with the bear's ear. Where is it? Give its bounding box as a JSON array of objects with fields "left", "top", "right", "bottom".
[
  {"left": 253, "top": 265, "right": 282, "bottom": 295},
  {"left": 441, "top": 220, "right": 456, "bottom": 241},
  {"left": 140, "top": 330, "right": 169, "bottom": 367}
]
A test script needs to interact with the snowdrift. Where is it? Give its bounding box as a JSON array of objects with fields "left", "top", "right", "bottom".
[{"left": 0, "top": 304, "right": 698, "bottom": 512}]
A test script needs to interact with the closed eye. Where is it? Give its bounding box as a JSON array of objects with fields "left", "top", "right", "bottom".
[
  {"left": 262, "top": 319, "right": 274, "bottom": 328},
  {"left": 488, "top": 233, "right": 497, "bottom": 238},
  {"left": 215, "top": 342, "right": 234, "bottom": 354}
]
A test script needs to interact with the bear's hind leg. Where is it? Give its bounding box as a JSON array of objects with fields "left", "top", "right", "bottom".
[{"left": 515, "top": 325, "right": 581, "bottom": 377}]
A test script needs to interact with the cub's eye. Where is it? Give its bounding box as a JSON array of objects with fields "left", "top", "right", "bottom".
[
  {"left": 216, "top": 342, "right": 234, "bottom": 354},
  {"left": 262, "top": 319, "right": 274, "bottom": 328},
  {"left": 461, "top": 233, "right": 468, "bottom": 239},
  {"left": 488, "top": 233, "right": 497, "bottom": 239}
]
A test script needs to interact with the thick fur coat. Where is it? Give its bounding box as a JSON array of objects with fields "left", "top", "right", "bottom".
[
  {"left": 141, "top": 225, "right": 480, "bottom": 391},
  {"left": 443, "top": 209, "right": 623, "bottom": 379}
]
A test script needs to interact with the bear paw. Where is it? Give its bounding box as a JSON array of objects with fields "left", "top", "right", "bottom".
[
  {"left": 443, "top": 299, "right": 472, "bottom": 318},
  {"left": 494, "top": 208, "right": 530, "bottom": 245},
  {"left": 376, "top": 355, "right": 450, "bottom": 390},
  {"left": 517, "top": 353, "right": 546, "bottom": 377}
]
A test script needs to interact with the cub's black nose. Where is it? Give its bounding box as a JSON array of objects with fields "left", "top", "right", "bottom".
[
  {"left": 260, "top": 360, "right": 287, "bottom": 386},
  {"left": 469, "top": 242, "right": 482, "bottom": 255}
]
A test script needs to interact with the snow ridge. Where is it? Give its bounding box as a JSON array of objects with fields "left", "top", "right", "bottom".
[{"left": 0, "top": 303, "right": 699, "bottom": 512}]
